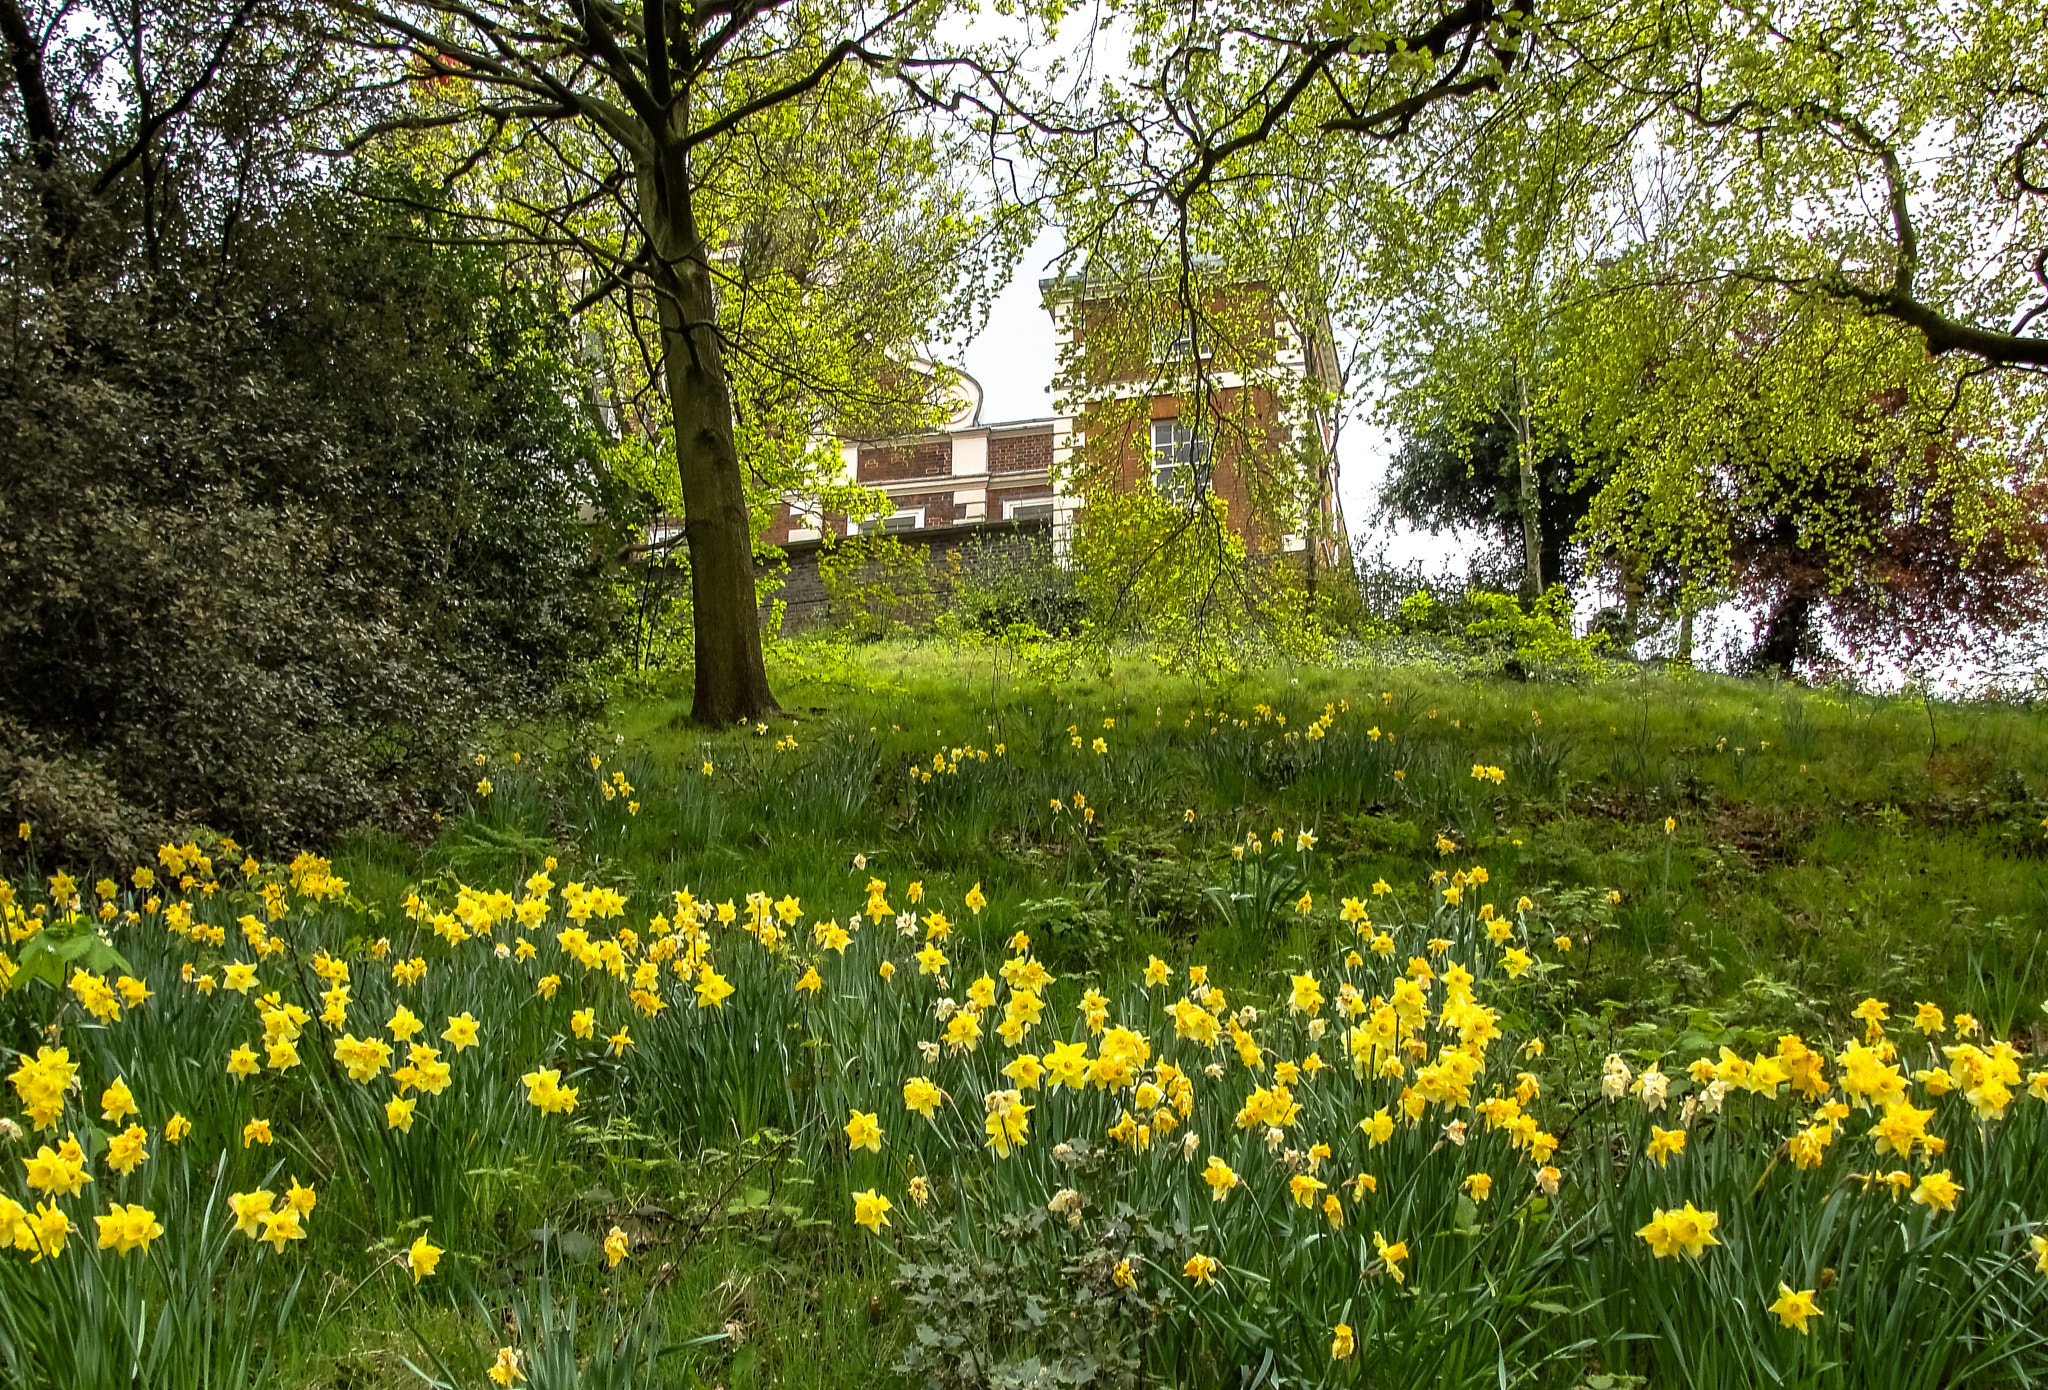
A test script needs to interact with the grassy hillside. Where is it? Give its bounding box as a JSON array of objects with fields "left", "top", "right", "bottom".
[
  {"left": 451, "top": 644, "right": 2048, "bottom": 1023},
  {"left": 5, "top": 644, "right": 2048, "bottom": 1389}
]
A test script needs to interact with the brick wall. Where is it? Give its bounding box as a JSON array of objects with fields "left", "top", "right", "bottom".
[
  {"left": 1078, "top": 387, "right": 1284, "bottom": 546},
  {"left": 890, "top": 489, "right": 958, "bottom": 527},
  {"left": 763, "top": 518, "right": 1055, "bottom": 632},
  {"left": 990, "top": 428, "right": 1053, "bottom": 476},
  {"left": 859, "top": 438, "right": 953, "bottom": 481}
]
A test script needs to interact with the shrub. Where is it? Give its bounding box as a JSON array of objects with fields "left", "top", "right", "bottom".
[
  {"left": 1463, "top": 588, "right": 1609, "bottom": 678},
  {"left": 0, "top": 187, "right": 625, "bottom": 864}
]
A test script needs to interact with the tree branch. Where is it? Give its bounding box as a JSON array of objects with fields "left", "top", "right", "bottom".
[
  {"left": 336, "top": 101, "right": 576, "bottom": 154},
  {"left": 0, "top": 0, "right": 61, "bottom": 172},
  {"left": 92, "top": 0, "right": 263, "bottom": 195}
]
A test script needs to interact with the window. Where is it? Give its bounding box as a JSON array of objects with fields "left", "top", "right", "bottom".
[
  {"left": 856, "top": 508, "right": 924, "bottom": 535},
  {"left": 1151, "top": 322, "right": 1211, "bottom": 362},
  {"left": 1150, "top": 420, "right": 1212, "bottom": 503},
  {"left": 1004, "top": 497, "right": 1055, "bottom": 522}
]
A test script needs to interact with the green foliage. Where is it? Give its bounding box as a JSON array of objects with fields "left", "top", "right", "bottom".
[
  {"left": 819, "top": 535, "right": 947, "bottom": 641},
  {"left": 0, "top": 183, "right": 624, "bottom": 862},
  {"left": 7, "top": 911, "right": 134, "bottom": 994},
  {"left": 13, "top": 645, "right": 2048, "bottom": 1390},
  {"left": 1381, "top": 403, "right": 1601, "bottom": 590},
  {"left": 404, "top": 1261, "right": 674, "bottom": 1390},
  {"left": 1396, "top": 591, "right": 1438, "bottom": 631},
  {"left": 1071, "top": 491, "right": 1330, "bottom": 678},
  {"left": 949, "top": 536, "right": 1086, "bottom": 640},
  {"left": 809, "top": 533, "right": 1085, "bottom": 649},
  {"left": 1463, "top": 590, "right": 1609, "bottom": 678},
  {"left": 0, "top": 1152, "right": 306, "bottom": 1390},
  {"left": 894, "top": 1207, "right": 1162, "bottom": 1390}
]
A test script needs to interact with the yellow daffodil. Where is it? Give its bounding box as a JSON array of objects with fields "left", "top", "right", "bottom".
[
  {"left": 1911, "top": 1170, "right": 1962, "bottom": 1215},
  {"left": 1646, "top": 1126, "right": 1687, "bottom": 1168},
  {"left": 94, "top": 1203, "right": 164, "bottom": 1256},
  {"left": 1769, "top": 1284, "right": 1823, "bottom": 1334},
  {"left": 1372, "top": 1231, "right": 1409, "bottom": 1283},
  {"left": 845, "top": 1110, "right": 883, "bottom": 1153},
  {"left": 406, "top": 1235, "right": 442, "bottom": 1282},
  {"left": 105, "top": 1125, "right": 149, "bottom": 1176},
  {"left": 1637, "top": 1203, "right": 1719, "bottom": 1259},
  {"left": 442, "top": 1013, "right": 481, "bottom": 1050},
  {"left": 21, "top": 1141, "right": 89, "bottom": 1197},
  {"left": 521, "top": 1068, "right": 578, "bottom": 1114},
  {"left": 852, "top": 1188, "right": 892, "bottom": 1233},
  {"left": 257, "top": 1205, "right": 305, "bottom": 1253},
  {"left": 99, "top": 1077, "right": 138, "bottom": 1124}
]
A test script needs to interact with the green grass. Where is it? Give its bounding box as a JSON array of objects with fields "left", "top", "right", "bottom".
[
  {"left": 9, "top": 636, "right": 2048, "bottom": 1389},
  {"left": 334, "top": 643, "right": 2048, "bottom": 1385},
  {"left": 423, "top": 640, "right": 2048, "bottom": 1021}
]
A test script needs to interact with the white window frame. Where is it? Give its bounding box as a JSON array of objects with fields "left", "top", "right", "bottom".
[
  {"left": 1150, "top": 420, "right": 1213, "bottom": 504},
  {"left": 1003, "top": 496, "right": 1055, "bottom": 521},
  {"left": 787, "top": 503, "right": 824, "bottom": 543},
  {"left": 1152, "top": 322, "right": 1212, "bottom": 363},
  {"left": 856, "top": 507, "right": 925, "bottom": 535}
]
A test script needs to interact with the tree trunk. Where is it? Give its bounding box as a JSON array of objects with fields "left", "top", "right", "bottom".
[
  {"left": 1512, "top": 375, "right": 1542, "bottom": 600},
  {"left": 1621, "top": 550, "right": 1644, "bottom": 647},
  {"left": 642, "top": 155, "right": 781, "bottom": 726},
  {"left": 1751, "top": 588, "right": 1815, "bottom": 676}
]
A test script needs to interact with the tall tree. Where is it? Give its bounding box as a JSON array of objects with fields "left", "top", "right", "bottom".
[
  {"left": 1380, "top": 400, "right": 1598, "bottom": 595},
  {"left": 1550, "top": 278, "right": 2048, "bottom": 675},
  {"left": 0, "top": 0, "right": 336, "bottom": 278},
  {"left": 1604, "top": 0, "right": 2048, "bottom": 374},
  {"left": 1045, "top": 0, "right": 2046, "bottom": 665},
  {"left": 331, "top": 0, "right": 1034, "bottom": 723},
  {"left": 1009, "top": 0, "right": 1565, "bottom": 658}
]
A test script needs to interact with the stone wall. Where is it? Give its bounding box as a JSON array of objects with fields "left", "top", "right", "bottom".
[{"left": 762, "top": 516, "right": 1055, "bottom": 632}]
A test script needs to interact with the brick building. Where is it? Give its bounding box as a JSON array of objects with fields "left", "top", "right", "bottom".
[
  {"left": 761, "top": 268, "right": 1346, "bottom": 561},
  {"left": 765, "top": 376, "right": 1061, "bottom": 544}
]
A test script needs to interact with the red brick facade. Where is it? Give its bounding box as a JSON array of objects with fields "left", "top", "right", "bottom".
[
  {"left": 748, "top": 274, "right": 1336, "bottom": 558},
  {"left": 761, "top": 422, "right": 1057, "bottom": 545},
  {"left": 860, "top": 439, "right": 953, "bottom": 481},
  {"left": 990, "top": 429, "right": 1052, "bottom": 476}
]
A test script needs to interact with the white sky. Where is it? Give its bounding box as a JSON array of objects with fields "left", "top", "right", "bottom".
[{"left": 950, "top": 228, "right": 1465, "bottom": 571}]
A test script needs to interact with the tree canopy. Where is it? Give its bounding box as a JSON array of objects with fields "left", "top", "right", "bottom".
[
  {"left": 325, "top": 0, "right": 1039, "bottom": 721},
  {"left": 1034, "top": 0, "right": 2048, "bottom": 671}
]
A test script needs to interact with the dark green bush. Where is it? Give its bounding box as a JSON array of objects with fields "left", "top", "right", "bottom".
[{"left": 0, "top": 187, "right": 627, "bottom": 863}]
